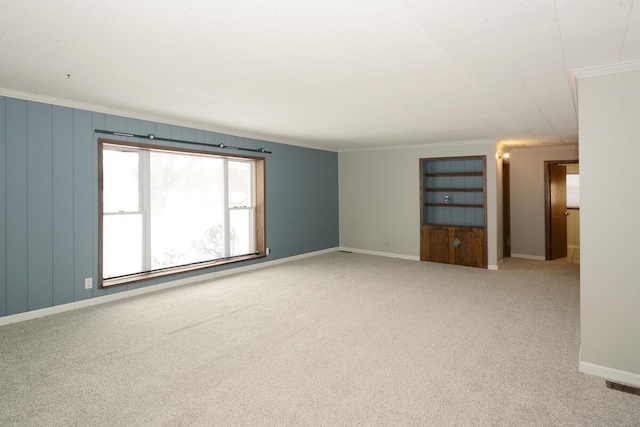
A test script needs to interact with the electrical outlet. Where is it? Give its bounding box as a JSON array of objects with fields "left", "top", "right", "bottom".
[
  {"left": 84, "top": 277, "right": 93, "bottom": 290},
  {"left": 266, "top": 247, "right": 271, "bottom": 255}
]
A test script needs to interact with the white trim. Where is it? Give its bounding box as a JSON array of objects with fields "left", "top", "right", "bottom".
[
  {"left": 509, "top": 145, "right": 578, "bottom": 154},
  {"left": 569, "top": 71, "right": 580, "bottom": 115},
  {"left": 569, "top": 59, "right": 640, "bottom": 116},
  {"left": 337, "top": 139, "right": 497, "bottom": 153},
  {"left": 510, "top": 253, "right": 546, "bottom": 261},
  {"left": 0, "top": 247, "right": 339, "bottom": 327},
  {"left": 0, "top": 87, "right": 337, "bottom": 153},
  {"left": 338, "top": 247, "right": 420, "bottom": 261},
  {"left": 489, "top": 258, "right": 505, "bottom": 271},
  {"left": 571, "top": 59, "right": 640, "bottom": 79},
  {"left": 579, "top": 361, "right": 640, "bottom": 388}
]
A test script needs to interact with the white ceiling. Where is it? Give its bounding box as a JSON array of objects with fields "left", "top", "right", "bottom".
[{"left": 1, "top": 0, "right": 639, "bottom": 150}]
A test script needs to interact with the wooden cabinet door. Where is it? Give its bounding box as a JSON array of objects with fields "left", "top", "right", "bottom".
[
  {"left": 421, "top": 225, "right": 486, "bottom": 268},
  {"left": 453, "top": 227, "right": 486, "bottom": 268},
  {"left": 422, "top": 225, "right": 450, "bottom": 263}
]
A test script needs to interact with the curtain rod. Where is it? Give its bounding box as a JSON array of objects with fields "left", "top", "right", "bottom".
[{"left": 95, "top": 129, "right": 272, "bottom": 154}]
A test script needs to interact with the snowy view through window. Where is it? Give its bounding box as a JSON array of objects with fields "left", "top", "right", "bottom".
[{"left": 102, "top": 147, "right": 254, "bottom": 279}]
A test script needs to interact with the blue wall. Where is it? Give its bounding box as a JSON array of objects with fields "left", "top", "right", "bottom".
[{"left": 0, "top": 96, "right": 339, "bottom": 317}]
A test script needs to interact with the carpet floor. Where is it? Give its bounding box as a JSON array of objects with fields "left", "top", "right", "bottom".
[{"left": 1, "top": 252, "right": 638, "bottom": 426}]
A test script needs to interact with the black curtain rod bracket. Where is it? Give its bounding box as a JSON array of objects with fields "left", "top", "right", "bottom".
[{"left": 95, "top": 129, "right": 272, "bottom": 154}]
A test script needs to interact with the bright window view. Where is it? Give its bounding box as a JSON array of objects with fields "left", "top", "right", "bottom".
[
  {"left": 566, "top": 174, "right": 580, "bottom": 209},
  {"left": 100, "top": 141, "right": 263, "bottom": 285}
]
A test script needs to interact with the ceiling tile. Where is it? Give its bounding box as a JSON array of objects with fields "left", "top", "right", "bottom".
[
  {"left": 488, "top": 1, "right": 557, "bottom": 35},
  {"left": 412, "top": 0, "right": 485, "bottom": 32},
  {"left": 476, "top": 0, "right": 528, "bottom": 17},
  {"left": 498, "top": 22, "right": 561, "bottom": 51},
  {"left": 563, "top": 28, "right": 627, "bottom": 68},
  {"left": 0, "top": 0, "right": 628, "bottom": 149},
  {"left": 399, "top": 0, "right": 450, "bottom": 11},
  {"left": 621, "top": 40, "right": 640, "bottom": 59},
  {"left": 557, "top": 0, "right": 633, "bottom": 38},
  {"left": 431, "top": 19, "right": 504, "bottom": 60},
  {"left": 0, "top": 0, "right": 39, "bottom": 35}
]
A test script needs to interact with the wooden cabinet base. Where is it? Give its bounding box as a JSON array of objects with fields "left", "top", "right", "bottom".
[{"left": 421, "top": 225, "right": 486, "bottom": 268}]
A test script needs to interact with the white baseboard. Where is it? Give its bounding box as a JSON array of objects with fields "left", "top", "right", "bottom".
[
  {"left": 511, "top": 253, "right": 546, "bottom": 261},
  {"left": 579, "top": 361, "right": 640, "bottom": 387},
  {"left": 339, "top": 247, "right": 500, "bottom": 270},
  {"left": 0, "top": 247, "right": 340, "bottom": 327},
  {"left": 338, "top": 247, "right": 420, "bottom": 261}
]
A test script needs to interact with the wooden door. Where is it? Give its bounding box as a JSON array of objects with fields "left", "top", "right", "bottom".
[
  {"left": 503, "top": 162, "right": 511, "bottom": 257},
  {"left": 549, "top": 164, "right": 568, "bottom": 259}
]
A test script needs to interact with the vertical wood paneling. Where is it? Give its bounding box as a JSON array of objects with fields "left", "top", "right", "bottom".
[
  {"left": 170, "top": 125, "right": 182, "bottom": 149},
  {"left": 27, "top": 102, "right": 54, "bottom": 310},
  {"left": 0, "top": 96, "right": 338, "bottom": 318},
  {"left": 52, "top": 106, "right": 75, "bottom": 306},
  {"left": 6, "top": 98, "right": 28, "bottom": 315},
  {"left": 0, "top": 98, "right": 6, "bottom": 317},
  {"left": 181, "top": 127, "right": 195, "bottom": 143},
  {"left": 139, "top": 121, "right": 156, "bottom": 138},
  {"left": 73, "top": 109, "right": 94, "bottom": 301},
  {"left": 126, "top": 118, "right": 140, "bottom": 135},
  {"left": 92, "top": 113, "right": 107, "bottom": 297},
  {"left": 91, "top": 117, "right": 99, "bottom": 297},
  {"left": 105, "top": 115, "right": 126, "bottom": 135},
  {"left": 194, "top": 129, "right": 205, "bottom": 143},
  {"left": 205, "top": 131, "right": 215, "bottom": 145},
  {"left": 156, "top": 123, "right": 170, "bottom": 139}
]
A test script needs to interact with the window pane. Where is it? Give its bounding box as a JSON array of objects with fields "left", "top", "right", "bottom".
[
  {"left": 230, "top": 209, "right": 253, "bottom": 256},
  {"left": 567, "top": 174, "right": 580, "bottom": 208},
  {"left": 150, "top": 151, "right": 225, "bottom": 269},
  {"left": 103, "top": 150, "right": 139, "bottom": 212},
  {"left": 228, "top": 161, "right": 252, "bottom": 207},
  {"left": 103, "top": 214, "right": 143, "bottom": 278}
]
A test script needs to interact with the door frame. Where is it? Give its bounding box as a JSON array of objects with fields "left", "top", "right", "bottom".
[{"left": 544, "top": 160, "right": 578, "bottom": 260}]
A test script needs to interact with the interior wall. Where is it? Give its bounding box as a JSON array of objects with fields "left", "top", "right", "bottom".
[
  {"left": 508, "top": 146, "right": 579, "bottom": 259},
  {"left": 339, "top": 140, "right": 500, "bottom": 268},
  {"left": 0, "top": 95, "right": 339, "bottom": 318},
  {"left": 578, "top": 68, "right": 640, "bottom": 382}
]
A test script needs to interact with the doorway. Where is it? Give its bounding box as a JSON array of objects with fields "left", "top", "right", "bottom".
[
  {"left": 502, "top": 161, "right": 511, "bottom": 258},
  {"left": 544, "top": 160, "right": 579, "bottom": 261}
]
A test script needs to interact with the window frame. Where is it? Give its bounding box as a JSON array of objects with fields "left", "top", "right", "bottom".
[{"left": 98, "top": 138, "right": 266, "bottom": 288}]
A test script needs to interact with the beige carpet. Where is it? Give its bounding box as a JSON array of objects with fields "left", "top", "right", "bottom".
[{"left": 0, "top": 252, "right": 638, "bottom": 426}]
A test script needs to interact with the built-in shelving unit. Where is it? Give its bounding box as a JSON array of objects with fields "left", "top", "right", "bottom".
[{"left": 420, "top": 156, "right": 487, "bottom": 268}]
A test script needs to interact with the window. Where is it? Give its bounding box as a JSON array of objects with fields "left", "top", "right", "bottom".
[
  {"left": 566, "top": 174, "right": 580, "bottom": 209},
  {"left": 99, "top": 139, "right": 265, "bottom": 287}
]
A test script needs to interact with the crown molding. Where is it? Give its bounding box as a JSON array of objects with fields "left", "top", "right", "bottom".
[
  {"left": 569, "top": 59, "right": 640, "bottom": 117},
  {"left": 0, "top": 87, "right": 338, "bottom": 153},
  {"left": 509, "top": 144, "right": 579, "bottom": 153},
  {"left": 337, "top": 139, "right": 497, "bottom": 153},
  {"left": 570, "top": 59, "right": 640, "bottom": 79}
]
